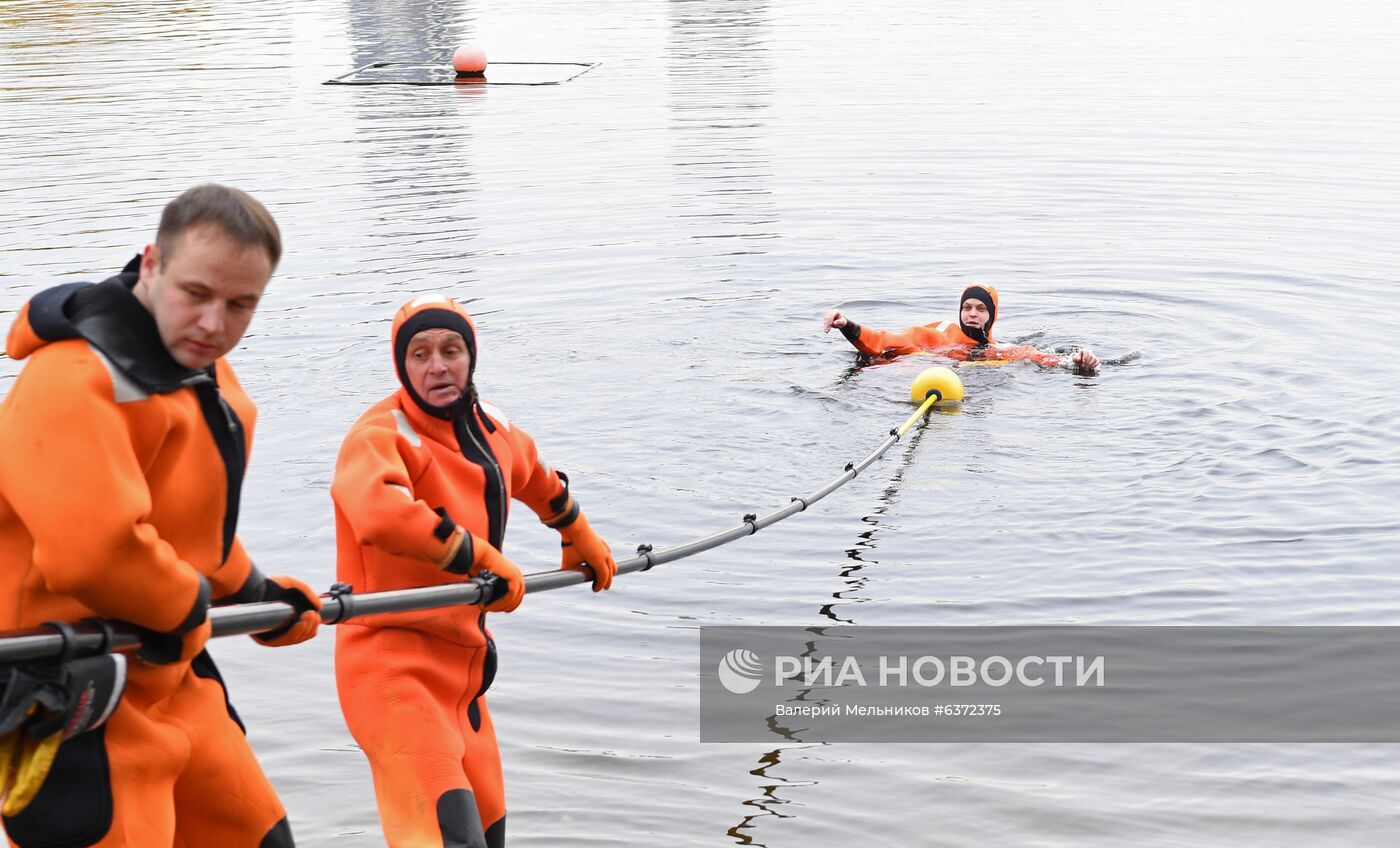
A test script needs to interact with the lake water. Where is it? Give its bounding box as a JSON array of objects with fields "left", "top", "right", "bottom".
[{"left": 3, "top": 0, "right": 1399, "bottom": 845}]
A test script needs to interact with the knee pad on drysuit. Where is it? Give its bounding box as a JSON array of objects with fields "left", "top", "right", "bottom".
[
  {"left": 437, "top": 789, "right": 505, "bottom": 848},
  {"left": 260, "top": 816, "right": 295, "bottom": 847}
]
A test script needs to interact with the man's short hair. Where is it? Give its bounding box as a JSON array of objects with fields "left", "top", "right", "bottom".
[{"left": 156, "top": 184, "right": 282, "bottom": 269}]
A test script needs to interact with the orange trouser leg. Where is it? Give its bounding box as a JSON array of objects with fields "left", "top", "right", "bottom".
[
  {"left": 338, "top": 626, "right": 504, "bottom": 848},
  {"left": 3, "top": 653, "right": 288, "bottom": 848},
  {"left": 170, "top": 656, "right": 291, "bottom": 846}
]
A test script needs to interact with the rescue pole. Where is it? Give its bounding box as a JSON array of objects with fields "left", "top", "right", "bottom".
[
  {"left": 0, "top": 582, "right": 501, "bottom": 663},
  {"left": 0, "top": 368, "right": 963, "bottom": 665}
]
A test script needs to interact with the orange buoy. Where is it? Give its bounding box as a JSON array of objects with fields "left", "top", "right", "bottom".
[{"left": 452, "top": 44, "right": 488, "bottom": 77}]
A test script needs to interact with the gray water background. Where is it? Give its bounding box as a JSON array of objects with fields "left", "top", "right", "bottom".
[{"left": 3, "top": 0, "right": 1399, "bottom": 844}]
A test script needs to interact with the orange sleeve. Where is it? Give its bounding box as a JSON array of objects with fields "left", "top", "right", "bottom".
[
  {"left": 209, "top": 538, "right": 257, "bottom": 601},
  {"left": 330, "top": 412, "right": 457, "bottom": 566},
  {"left": 503, "top": 424, "right": 572, "bottom": 525},
  {"left": 4, "top": 301, "right": 40, "bottom": 360},
  {"left": 844, "top": 322, "right": 951, "bottom": 357},
  {"left": 0, "top": 345, "right": 204, "bottom": 632},
  {"left": 984, "top": 344, "right": 1064, "bottom": 368}
]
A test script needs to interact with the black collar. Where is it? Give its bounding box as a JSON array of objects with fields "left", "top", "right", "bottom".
[{"left": 26, "top": 257, "right": 211, "bottom": 393}]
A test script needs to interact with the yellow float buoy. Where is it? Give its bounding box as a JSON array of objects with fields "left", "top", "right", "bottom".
[{"left": 910, "top": 366, "right": 964, "bottom": 405}]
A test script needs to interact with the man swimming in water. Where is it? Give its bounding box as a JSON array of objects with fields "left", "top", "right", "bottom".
[{"left": 823, "top": 284, "right": 1100, "bottom": 372}]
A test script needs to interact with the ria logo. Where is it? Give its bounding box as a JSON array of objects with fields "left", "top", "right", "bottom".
[{"left": 717, "top": 648, "right": 764, "bottom": 694}]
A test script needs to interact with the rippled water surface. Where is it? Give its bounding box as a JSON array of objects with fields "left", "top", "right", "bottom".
[{"left": 3, "top": 0, "right": 1399, "bottom": 845}]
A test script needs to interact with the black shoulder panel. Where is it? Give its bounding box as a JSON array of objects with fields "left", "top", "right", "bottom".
[
  {"left": 25, "top": 282, "right": 89, "bottom": 343},
  {"left": 66, "top": 276, "right": 201, "bottom": 394}
]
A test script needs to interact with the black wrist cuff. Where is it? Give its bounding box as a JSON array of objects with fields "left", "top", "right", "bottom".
[
  {"left": 543, "top": 498, "right": 581, "bottom": 530},
  {"left": 443, "top": 532, "right": 476, "bottom": 575},
  {"left": 214, "top": 565, "right": 266, "bottom": 606},
  {"left": 547, "top": 471, "right": 572, "bottom": 516},
  {"left": 173, "top": 577, "right": 212, "bottom": 634}
]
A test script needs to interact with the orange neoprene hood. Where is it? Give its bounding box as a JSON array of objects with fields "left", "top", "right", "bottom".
[
  {"left": 958, "top": 284, "right": 998, "bottom": 344},
  {"left": 391, "top": 294, "right": 478, "bottom": 419}
]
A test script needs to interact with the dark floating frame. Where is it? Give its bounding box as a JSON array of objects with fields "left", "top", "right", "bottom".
[{"left": 324, "top": 61, "right": 598, "bottom": 87}]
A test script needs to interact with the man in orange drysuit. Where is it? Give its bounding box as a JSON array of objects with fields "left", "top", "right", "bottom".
[
  {"left": 332, "top": 294, "right": 618, "bottom": 848},
  {"left": 823, "top": 284, "right": 1101, "bottom": 371},
  {"left": 0, "top": 185, "right": 322, "bottom": 846}
]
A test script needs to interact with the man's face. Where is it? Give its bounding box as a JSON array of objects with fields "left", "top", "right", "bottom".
[
  {"left": 135, "top": 224, "right": 273, "bottom": 369},
  {"left": 960, "top": 298, "right": 990, "bottom": 329},
  {"left": 405, "top": 328, "right": 471, "bottom": 407}
]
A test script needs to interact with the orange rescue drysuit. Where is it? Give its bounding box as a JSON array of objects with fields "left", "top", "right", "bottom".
[
  {"left": 333, "top": 295, "right": 598, "bottom": 848},
  {"left": 838, "top": 285, "right": 1063, "bottom": 367},
  {"left": 0, "top": 260, "right": 313, "bottom": 847}
]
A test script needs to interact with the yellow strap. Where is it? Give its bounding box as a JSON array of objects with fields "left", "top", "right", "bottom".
[
  {"left": 0, "top": 726, "right": 24, "bottom": 799},
  {"left": 0, "top": 724, "right": 62, "bottom": 816}
]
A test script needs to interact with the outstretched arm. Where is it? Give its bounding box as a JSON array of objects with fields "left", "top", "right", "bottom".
[
  {"left": 969, "top": 344, "right": 1098, "bottom": 371},
  {"left": 823, "top": 309, "right": 940, "bottom": 357}
]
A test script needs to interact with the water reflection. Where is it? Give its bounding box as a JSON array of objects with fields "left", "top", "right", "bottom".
[
  {"left": 666, "top": 0, "right": 778, "bottom": 267},
  {"left": 342, "top": 0, "right": 486, "bottom": 293},
  {"left": 826, "top": 420, "right": 930, "bottom": 623},
  {"left": 727, "top": 418, "right": 931, "bottom": 843},
  {"left": 347, "top": 0, "right": 470, "bottom": 66},
  {"left": 724, "top": 747, "right": 815, "bottom": 846},
  {"left": 0, "top": 1, "right": 208, "bottom": 40}
]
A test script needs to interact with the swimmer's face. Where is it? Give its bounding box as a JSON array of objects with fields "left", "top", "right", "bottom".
[
  {"left": 405, "top": 328, "right": 471, "bottom": 407},
  {"left": 960, "top": 298, "right": 990, "bottom": 329}
]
